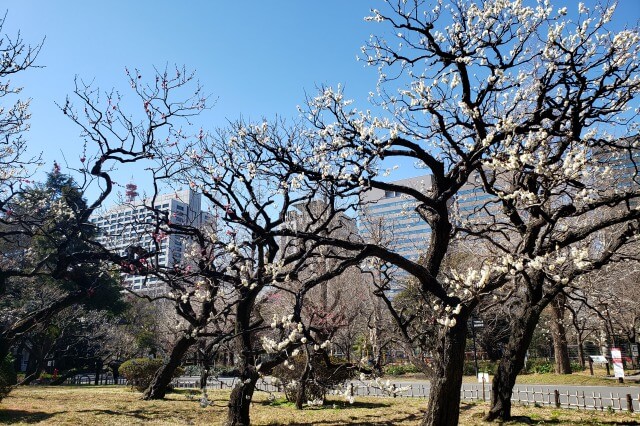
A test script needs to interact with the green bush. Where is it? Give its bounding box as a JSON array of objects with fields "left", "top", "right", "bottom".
[
  {"left": 463, "top": 360, "right": 497, "bottom": 376},
  {"left": 0, "top": 356, "right": 17, "bottom": 402},
  {"left": 383, "top": 363, "right": 421, "bottom": 376},
  {"left": 523, "top": 359, "right": 553, "bottom": 374},
  {"left": 570, "top": 361, "right": 585, "bottom": 372},
  {"left": 119, "top": 358, "right": 164, "bottom": 391}
]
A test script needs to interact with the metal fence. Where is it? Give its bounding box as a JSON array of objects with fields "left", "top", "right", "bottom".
[
  {"left": 333, "top": 383, "right": 640, "bottom": 413},
  {"left": 65, "top": 375, "right": 128, "bottom": 385},
  {"left": 67, "top": 374, "right": 640, "bottom": 413},
  {"left": 172, "top": 377, "right": 281, "bottom": 393}
]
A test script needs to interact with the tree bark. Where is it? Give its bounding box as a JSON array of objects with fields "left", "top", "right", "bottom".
[
  {"left": 110, "top": 362, "right": 121, "bottom": 384},
  {"left": 420, "top": 314, "right": 468, "bottom": 426},
  {"left": 551, "top": 293, "right": 572, "bottom": 374},
  {"left": 486, "top": 306, "right": 541, "bottom": 421},
  {"left": 199, "top": 367, "right": 210, "bottom": 390},
  {"left": 295, "top": 353, "right": 311, "bottom": 410},
  {"left": 143, "top": 334, "right": 196, "bottom": 400},
  {"left": 225, "top": 293, "right": 260, "bottom": 426},
  {"left": 550, "top": 295, "right": 572, "bottom": 374},
  {"left": 226, "top": 364, "right": 258, "bottom": 426},
  {"left": 576, "top": 334, "right": 585, "bottom": 369},
  {"left": 94, "top": 360, "right": 103, "bottom": 385}
]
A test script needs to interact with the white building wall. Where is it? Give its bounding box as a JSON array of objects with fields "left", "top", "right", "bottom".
[{"left": 90, "top": 189, "right": 211, "bottom": 294}]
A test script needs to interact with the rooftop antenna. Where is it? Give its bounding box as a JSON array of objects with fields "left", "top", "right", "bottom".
[{"left": 125, "top": 180, "right": 139, "bottom": 202}]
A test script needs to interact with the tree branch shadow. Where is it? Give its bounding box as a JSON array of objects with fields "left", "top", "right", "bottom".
[{"left": 0, "top": 409, "right": 57, "bottom": 424}]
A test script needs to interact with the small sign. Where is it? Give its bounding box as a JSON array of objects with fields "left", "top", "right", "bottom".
[
  {"left": 632, "top": 344, "right": 639, "bottom": 357},
  {"left": 589, "top": 355, "right": 607, "bottom": 363},
  {"left": 477, "top": 372, "right": 489, "bottom": 383},
  {"left": 611, "top": 348, "right": 625, "bottom": 378}
]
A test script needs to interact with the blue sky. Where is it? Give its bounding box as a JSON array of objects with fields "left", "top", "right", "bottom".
[
  {"left": 2, "top": 1, "right": 639, "bottom": 201},
  {"left": 2, "top": 1, "right": 378, "bottom": 199}
]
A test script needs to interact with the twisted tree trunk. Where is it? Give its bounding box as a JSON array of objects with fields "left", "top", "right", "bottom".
[
  {"left": 295, "top": 353, "right": 311, "bottom": 410},
  {"left": 226, "top": 361, "right": 258, "bottom": 426},
  {"left": 486, "top": 306, "right": 542, "bottom": 421},
  {"left": 421, "top": 314, "right": 468, "bottom": 426},
  {"left": 143, "top": 334, "right": 196, "bottom": 400},
  {"left": 225, "top": 294, "right": 259, "bottom": 426}
]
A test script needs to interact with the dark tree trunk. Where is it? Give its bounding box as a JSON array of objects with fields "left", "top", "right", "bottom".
[
  {"left": 198, "top": 341, "right": 212, "bottom": 390},
  {"left": 19, "top": 347, "right": 45, "bottom": 386},
  {"left": 226, "top": 364, "right": 258, "bottom": 426},
  {"left": 420, "top": 314, "right": 468, "bottom": 426},
  {"left": 550, "top": 295, "right": 572, "bottom": 374},
  {"left": 576, "top": 334, "right": 585, "bottom": 369},
  {"left": 199, "top": 367, "right": 210, "bottom": 390},
  {"left": 0, "top": 341, "right": 10, "bottom": 368},
  {"left": 143, "top": 334, "right": 196, "bottom": 400},
  {"left": 110, "top": 362, "right": 121, "bottom": 384},
  {"left": 486, "top": 306, "right": 541, "bottom": 421},
  {"left": 295, "top": 353, "right": 311, "bottom": 410},
  {"left": 225, "top": 293, "right": 260, "bottom": 426},
  {"left": 94, "top": 360, "right": 103, "bottom": 385}
]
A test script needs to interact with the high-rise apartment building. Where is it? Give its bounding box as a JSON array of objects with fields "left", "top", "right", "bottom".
[{"left": 90, "top": 189, "right": 212, "bottom": 294}]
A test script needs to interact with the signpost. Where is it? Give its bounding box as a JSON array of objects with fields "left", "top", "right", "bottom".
[
  {"left": 477, "top": 372, "right": 489, "bottom": 401},
  {"left": 632, "top": 344, "right": 639, "bottom": 368},
  {"left": 611, "top": 348, "right": 624, "bottom": 382}
]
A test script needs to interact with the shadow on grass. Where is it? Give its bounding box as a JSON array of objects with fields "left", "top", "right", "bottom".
[
  {"left": 76, "top": 408, "right": 153, "bottom": 421},
  {"left": 0, "top": 409, "right": 57, "bottom": 424},
  {"left": 460, "top": 401, "right": 479, "bottom": 412}
]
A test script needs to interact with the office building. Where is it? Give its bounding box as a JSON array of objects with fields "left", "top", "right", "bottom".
[
  {"left": 90, "top": 188, "right": 212, "bottom": 294},
  {"left": 359, "top": 175, "right": 433, "bottom": 263}
]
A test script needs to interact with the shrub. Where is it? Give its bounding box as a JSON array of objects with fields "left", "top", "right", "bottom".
[
  {"left": 523, "top": 359, "right": 553, "bottom": 374},
  {"left": 272, "top": 353, "right": 355, "bottom": 404},
  {"left": 570, "top": 361, "right": 585, "bottom": 372},
  {"left": 0, "top": 356, "right": 17, "bottom": 402},
  {"left": 463, "top": 360, "right": 497, "bottom": 376},
  {"left": 383, "top": 363, "right": 421, "bottom": 376},
  {"left": 119, "top": 358, "right": 164, "bottom": 391}
]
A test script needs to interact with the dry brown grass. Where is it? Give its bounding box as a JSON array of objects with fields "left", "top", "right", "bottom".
[{"left": 0, "top": 386, "right": 638, "bottom": 425}]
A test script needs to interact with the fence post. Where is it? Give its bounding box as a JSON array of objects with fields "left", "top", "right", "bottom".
[
  {"left": 627, "top": 394, "right": 634, "bottom": 413},
  {"left": 554, "top": 389, "right": 560, "bottom": 408},
  {"left": 588, "top": 357, "right": 594, "bottom": 376}
]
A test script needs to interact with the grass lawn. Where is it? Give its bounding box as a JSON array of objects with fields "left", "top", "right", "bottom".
[
  {"left": 0, "top": 386, "right": 639, "bottom": 425},
  {"left": 513, "top": 370, "right": 640, "bottom": 386}
]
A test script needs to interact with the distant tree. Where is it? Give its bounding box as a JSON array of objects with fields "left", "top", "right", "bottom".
[{"left": 0, "top": 169, "right": 123, "bottom": 364}]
